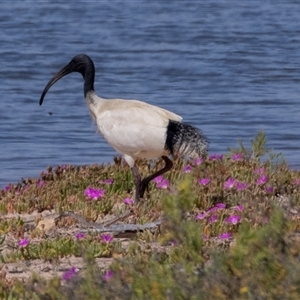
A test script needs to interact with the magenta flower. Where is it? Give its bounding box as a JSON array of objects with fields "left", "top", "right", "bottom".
[
  {"left": 4, "top": 184, "right": 11, "bottom": 192},
  {"left": 123, "top": 197, "right": 134, "bottom": 205},
  {"left": 103, "top": 179, "right": 113, "bottom": 185},
  {"left": 235, "top": 182, "right": 248, "bottom": 191},
  {"left": 194, "top": 158, "right": 203, "bottom": 165},
  {"left": 225, "top": 215, "right": 241, "bottom": 225},
  {"left": 62, "top": 267, "right": 77, "bottom": 281},
  {"left": 216, "top": 203, "right": 226, "bottom": 209},
  {"left": 266, "top": 186, "right": 274, "bottom": 193},
  {"left": 36, "top": 180, "right": 46, "bottom": 188},
  {"left": 218, "top": 232, "right": 232, "bottom": 240},
  {"left": 208, "top": 206, "right": 218, "bottom": 213},
  {"left": 182, "top": 165, "right": 192, "bottom": 173},
  {"left": 293, "top": 178, "right": 300, "bottom": 185},
  {"left": 195, "top": 212, "right": 208, "bottom": 220},
  {"left": 103, "top": 270, "right": 114, "bottom": 281},
  {"left": 100, "top": 234, "right": 114, "bottom": 243},
  {"left": 198, "top": 178, "right": 210, "bottom": 186},
  {"left": 209, "top": 154, "right": 223, "bottom": 161},
  {"left": 18, "top": 238, "right": 29, "bottom": 248},
  {"left": 153, "top": 175, "right": 169, "bottom": 188},
  {"left": 254, "top": 167, "right": 265, "bottom": 175},
  {"left": 236, "top": 205, "right": 244, "bottom": 211},
  {"left": 231, "top": 153, "right": 243, "bottom": 161},
  {"left": 153, "top": 176, "right": 163, "bottom": 184},
  {"left": 208, "top": 215, "right": 218, "bottom": 224},
  {"left": 75, "top": 232, "right": 86, "bottom": 240},
  {"left": 256, "top": 175, "right": 268, "bottom": 185},
  {"left": 84, "top": 187, "right": 105, "bottom": 200},
  {"left": 156, "top": 179, "right": 169, "bottom": 189},
  {"left": 224, "top": 178, "right": 236, "bottom": 189}
]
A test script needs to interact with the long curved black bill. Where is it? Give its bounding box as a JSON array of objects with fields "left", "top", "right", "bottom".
[{"left": 39, "top": 62, "right": 74, "bottom": 106}]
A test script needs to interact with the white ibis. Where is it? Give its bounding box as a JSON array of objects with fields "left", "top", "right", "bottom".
[{"left": 39, "top": 54, "right": 208, "bottom": 203}]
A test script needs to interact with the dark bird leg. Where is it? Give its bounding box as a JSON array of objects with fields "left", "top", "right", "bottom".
[
  {"left": 132, "top": 156, "right": 173, "bottom": 203},
  {"left": 132, "top": 165, "right": 142, "bottom": 203},
  {"left": 139, "top": 156, "right": 173, "bottom": 198}
]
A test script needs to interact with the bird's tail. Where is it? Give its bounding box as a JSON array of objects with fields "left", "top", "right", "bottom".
[{"left": 165, "top": 120, "right": 208, "bottom": 158}]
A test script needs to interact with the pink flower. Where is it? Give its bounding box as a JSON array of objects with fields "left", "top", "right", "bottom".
[
  {"left": 194, "top": 158, "right": 203, "bottom": 165},
  {"left": 62, "top": 267, "right": 78, "bottom": 281},
  {"left": 231, "top": 153, "right": 243, "bottom": 161},
  {"left": 235, "top": 182, "right": 248, "bottom": 191},
  {"left": 205, "top": 204, "right": 225, "bottom": 214},
  {"left": 100, "top": 234, "right": 114, "bottom": 243},
  {"left": 152, "top": 175, "right": 170, "bottom": 189},
  {"left": 266, "top": 186, "right": 274, "bottom": 193},
  {"left": 103, "top": 270, "right": 114, "bottom": 281},
  {"left": 293, "top": 178, "right": 300, "bottom": 185},
  {"left": 156, "top": 179, "right": 169, "bottom": 189},
  {"left": 198, "top": 178, "right": 210, "bottom": 186},
  {"left": 216, "top": 203, "right": 226, "bottom": 209},
  {"left": 18, "top": 238, "right": 29, "bottom": 248},
  {"left": 208, "top": 206, "right": 218, "bottom": 213},
  {"left": 209, "top": 154, "right": 223, "bottom": 161},
  {"left": 254, "top": 167, "right": 265, "bottom": 175},
  {"left": 153, "top": 176, "right": 164, "bottom": 184},
  {"left": 182, "top": 165, "right": 192, "bottom": 173},
  {"left": 4, "top": 184, "right": 11, "bottom": 192},
  {"left": 75, "top": 232, "right": 86, "bottom": 240},
  {"left": 225, "top": 215, "right": 241, "bottom": 225},
  {"left": 218, "top": 232, "right": 232, "bottom": 240},
  {"left": 195, "top": 212, "right": 208, "bottom": 220},
  {"left": 236, "top": 205, "right": 244, "bottom": 211},
  {"left": 103, "top": 179, "right": 113, "bottom": 185},
  {"left": 84, "top": 187, "right": 105, "bottom": 200},
  {"left": 256, "top": 175, "right": 268, "bottom": 185},
  {"left": 224, "top": 178, "right": 236, "bottom": 189},
  {"left": 36, "top": 180, "right": 46, "bottom": 188},
  {"left": 208, "top": 215, "right": 218, "bottom": 224},
  {"left": 123, "top": 197, "right": 134, "bottom": 205}
]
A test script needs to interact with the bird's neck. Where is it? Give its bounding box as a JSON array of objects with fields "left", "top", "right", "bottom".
[
  {"left": 83, "top": 70, "right": 95, "bottom": 97},
  {"left": 81, "top": 60, "right": 95, "bottom": 97}
]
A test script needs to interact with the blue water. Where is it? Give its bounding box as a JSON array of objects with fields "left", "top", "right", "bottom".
[{"left": 1, "top": 1, "right": 300, "bottom": 188}]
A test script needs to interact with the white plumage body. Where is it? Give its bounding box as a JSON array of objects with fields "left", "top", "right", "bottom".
[{"left": 86, "top": 91, "right": 182, "bottom": 166}]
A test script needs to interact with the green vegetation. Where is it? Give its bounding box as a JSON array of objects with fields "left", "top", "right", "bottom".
[{"left": 0, "top": 131, "right": 300, "bottom": 299}]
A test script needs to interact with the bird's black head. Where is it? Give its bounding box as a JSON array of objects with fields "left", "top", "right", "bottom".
[
  {"left": 39, "top": 54, "right": 95, "bottom": 105},
  {"left": 68, "top": 54, "right": 93, "bottom": 77}
]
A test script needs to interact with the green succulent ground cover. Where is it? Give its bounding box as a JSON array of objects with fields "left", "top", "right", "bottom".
[{"left": 0, "top": 131, "right": 300, "bottom": 299}]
